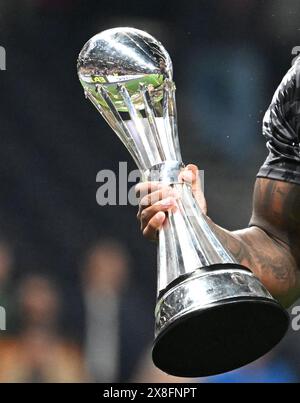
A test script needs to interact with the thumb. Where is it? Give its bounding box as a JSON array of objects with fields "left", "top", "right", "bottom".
[{"left": 179, "top": 164, "right": 207, "bottom": 214}]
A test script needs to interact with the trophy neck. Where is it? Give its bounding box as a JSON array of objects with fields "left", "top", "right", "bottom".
[
  {"left": 83, "top": 79, "right": 182, "bottom": 172},
  {"left": 123, "top": 115, "right": 182, "bottom": 172},
  {"left": 143, "top": 161, "right": 184, "bottom": 182}
]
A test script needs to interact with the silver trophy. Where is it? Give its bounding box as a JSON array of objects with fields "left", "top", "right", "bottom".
[{"left": 77, "top": 27, "right": 289, "bottom": 377}]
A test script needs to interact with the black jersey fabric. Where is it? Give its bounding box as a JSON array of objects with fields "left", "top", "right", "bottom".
[{"left": 257, "top": 57, "right": 300, "bottom": 185}]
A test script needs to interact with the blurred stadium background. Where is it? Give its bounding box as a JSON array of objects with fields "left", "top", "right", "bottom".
[{"left": 0, "top": 0, "right": 299, "bottom": 382}]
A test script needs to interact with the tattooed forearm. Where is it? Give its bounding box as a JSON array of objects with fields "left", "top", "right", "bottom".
[
  {"left": 250, "top": 176, "right": 300, "bottom": 245},
  {"left": 207, "top": 178, "right": 300, "bottom": 307}
]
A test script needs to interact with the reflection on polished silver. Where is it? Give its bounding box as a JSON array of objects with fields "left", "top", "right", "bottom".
[
  {"left": 155, "top": 267, "right": 272, "bottom": 335},
  {"left": 77, "top": 27, "right": 288, "bottom": 377}
]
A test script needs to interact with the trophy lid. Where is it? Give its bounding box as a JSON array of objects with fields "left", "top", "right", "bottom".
[{"left": 77, "top": 27, "right": 173, "bottom": 111}]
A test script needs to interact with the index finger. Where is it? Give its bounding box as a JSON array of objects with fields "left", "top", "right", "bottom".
[{"left": 135, "top": 181, "right": 166, "bottom": 198}]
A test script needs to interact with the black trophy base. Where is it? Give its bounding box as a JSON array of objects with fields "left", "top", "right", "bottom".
[{"left": 152, "top": 266, "right": 289, "bottom": 378}]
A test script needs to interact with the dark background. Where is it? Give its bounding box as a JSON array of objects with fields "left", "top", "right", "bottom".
[{"left": 0, "top": 0, "right": 299, "bottom": 382}]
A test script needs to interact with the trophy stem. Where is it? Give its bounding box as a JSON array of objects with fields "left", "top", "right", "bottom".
[
  {"left": 86, "top": 88, "right": 143, "bottom": 169},
  {"left": 118, "top": 84, "right": 158, "bottom": 167},
  {"left": 140, "top": 84, "right": 167, "bottom": 161},
  {"left": 162, "top": 80, "right": 179, "bottom": 161},
  {"left": 146, "top": 161, "right": 235, "bottom": 293}
]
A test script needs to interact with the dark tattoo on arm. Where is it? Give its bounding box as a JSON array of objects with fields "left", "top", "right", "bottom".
[{"left": 207, "top": 178, "right": 300, "bottom": 306}]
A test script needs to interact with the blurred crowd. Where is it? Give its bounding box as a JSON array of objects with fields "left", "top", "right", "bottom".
[
  {"left": 0, "top": 238, "right": 188, "bottom": 382},
  {"left": 0, "top": 0, "right": 299, "bottom": 382},
  {"left": 0, "top": 236, "right": 299, "bottom": 383}
]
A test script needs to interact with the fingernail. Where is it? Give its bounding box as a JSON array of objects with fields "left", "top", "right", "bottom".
[
  {"left": 155, "top": 212, "right": 165, "bottom": 223},
  {"left": 181, "top": 171, "right": 194, "bottom": 183}
]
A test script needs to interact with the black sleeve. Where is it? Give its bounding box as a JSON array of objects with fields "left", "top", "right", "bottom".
[{"left": 257, "top": 57, "right": 300, "bottom": 185}]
